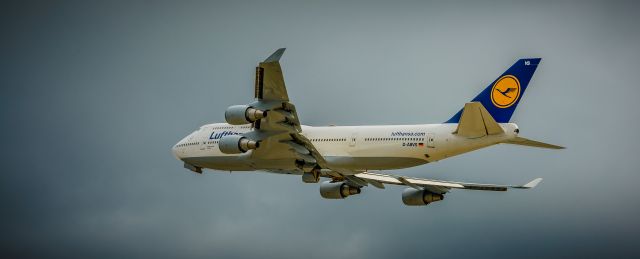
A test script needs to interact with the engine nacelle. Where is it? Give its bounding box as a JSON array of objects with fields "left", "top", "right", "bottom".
[
  {"left": 401, "top": 188, "right": 444, "bottom": 206},
  {"left": 218, "top": 135, "right": 259, "bottom": 154},
  {"left": 225, "top": 105, "right": 266, "bottom": 125},
  {"left": 320, "top": 181, "right": 361, "bottom": 199}
]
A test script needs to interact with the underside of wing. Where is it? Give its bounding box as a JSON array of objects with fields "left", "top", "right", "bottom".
[
  {"left": 243, "top": 49, "right": 380, "bottom": 182},
  {"left": 354, "top": 171, "right": 542, "bottom": 194},
  {"left": 236, "top": 49, "right": 335, "bottom": 178},
  {"left": 317, "top": 171, "right": 543, "bottom": 206}
]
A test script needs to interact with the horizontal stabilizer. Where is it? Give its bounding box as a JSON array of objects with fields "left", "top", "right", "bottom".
[
  {"left": 454, "top": 102, "right": 504, "bottom": 138},
  {"left": 504, "top": 137, "right": 565, "bottom": 149}
]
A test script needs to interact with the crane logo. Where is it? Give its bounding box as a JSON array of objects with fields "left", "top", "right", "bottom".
[{"left": 491, "top": 75, "right": 520, "bottom": 108}]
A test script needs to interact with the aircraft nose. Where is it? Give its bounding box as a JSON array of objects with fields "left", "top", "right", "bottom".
[{"left": 171, "top": 144, "right": 182, "bottom": 161}]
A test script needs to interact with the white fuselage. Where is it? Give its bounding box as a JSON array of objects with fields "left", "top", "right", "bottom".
[{"left": 172, "top": 123, "right": 520, "bottom": 174}]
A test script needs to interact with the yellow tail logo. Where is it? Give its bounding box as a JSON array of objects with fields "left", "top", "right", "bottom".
[{"left": 491, "top": 75, "right": 520, "bottom": 108}]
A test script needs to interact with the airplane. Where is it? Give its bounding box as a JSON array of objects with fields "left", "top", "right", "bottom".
[{"left": 171, "top": 48, "right": 564, "bottom": 206}]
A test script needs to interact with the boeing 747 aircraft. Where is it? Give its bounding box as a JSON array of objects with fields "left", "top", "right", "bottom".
[{"left": 172, "top": 49, "right": 563, "bottom": 206}]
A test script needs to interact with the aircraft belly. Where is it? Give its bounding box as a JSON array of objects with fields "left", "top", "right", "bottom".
[
  {"left": 324, "top": 156, "right": 427, "bottom": 170},
  {"left": 182, "top": 156, "right": 254, "bottom": 171},
  {"left": 252, "top": 158, "right": 299, "bottom": 171},
  {"left": 183, "top": 155, "right": 302, "bottom": 172}
]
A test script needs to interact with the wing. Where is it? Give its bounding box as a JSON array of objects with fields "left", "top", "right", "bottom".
[
  {"left": 242, "top": 49, "right": 333, "bottom": 173},
  {"left": 353, "top": 171, "right": 542, "bottom": 194}
]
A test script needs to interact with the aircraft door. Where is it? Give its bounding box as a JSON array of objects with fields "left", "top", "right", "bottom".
[
  {"left": 427, "top": 133, "right": 435, "bottom": 148},
  {"left": 349, "top": 133, "right": 357, "bottom": 147}
]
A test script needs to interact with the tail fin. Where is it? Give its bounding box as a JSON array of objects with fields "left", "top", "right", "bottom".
[{"left": 446, "top": 58, "right": 541, "bottom": 123}]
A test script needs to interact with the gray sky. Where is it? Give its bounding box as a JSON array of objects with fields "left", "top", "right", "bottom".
[{"left": 2, "top": 0, "right": 639, "bottom": 258}]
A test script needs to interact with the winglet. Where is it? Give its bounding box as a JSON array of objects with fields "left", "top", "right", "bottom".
[
  {"left": 514, "top": 178, "right": 543, "bottom": 189},
  {"left": 264, "top": 48, "right": 286, "bottom": 63}
]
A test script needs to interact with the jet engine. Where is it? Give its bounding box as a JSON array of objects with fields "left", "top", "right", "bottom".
[
  {"left": 218, "top": 135, "right": 259, "bottom": 154},
  {"left": 225, "top": 105, "right": 266, "bottom": 125},
  {"left": 320, "top": 181, "right": 361, "bottom": 199},
  {"left": 401, "top": 188, "right": 444, "bottom": 206}
]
